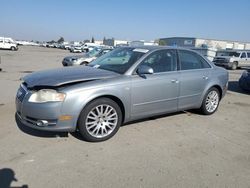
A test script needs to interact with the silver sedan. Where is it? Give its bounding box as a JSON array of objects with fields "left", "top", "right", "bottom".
[{"left": 16, "top": 46, "right": 228, "bottom": 142}]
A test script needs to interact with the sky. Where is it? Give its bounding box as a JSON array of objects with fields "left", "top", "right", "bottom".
[{"left": 0, "top": 0, "right": 250, "bottom": 42}]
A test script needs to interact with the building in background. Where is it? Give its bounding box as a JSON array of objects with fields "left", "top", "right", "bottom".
[
  {"left": 103, "top": 38, "right": 128, "bottom": 47},
  {"left": 129, "top": 40, "right": 158, "bottom": 47},
  {"left": 94, "top": 40, "right": 103, "bottom": 45},
  {"left": 158, "top": 37, "right": 250, "bottom": 61},
  {"left": 158, "top": 37, "right": 250, "bottom": 50}
]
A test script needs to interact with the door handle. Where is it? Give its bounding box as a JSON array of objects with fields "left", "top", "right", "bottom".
[{"left": 203, "top": 76, "right": 208, "bottom": 80}]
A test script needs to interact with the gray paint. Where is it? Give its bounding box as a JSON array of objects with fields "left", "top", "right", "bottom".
[
  {"left": 16, "top": 46, "right": 229, "bottom": 132},
  {"left": 23, "top": 66, "right": 119, "bottom": 88}
]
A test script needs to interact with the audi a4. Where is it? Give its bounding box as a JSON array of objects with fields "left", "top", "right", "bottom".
[{"left": 16, "top": 46, "right": 228, "bottom": 142}]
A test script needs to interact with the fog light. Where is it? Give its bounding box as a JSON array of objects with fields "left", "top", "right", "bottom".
[
  {"left": 59, "top": 115, "right": 73, "bottom": 121},
  {"left": 36, "top": 120, "right": 49, "bottom": 127}
]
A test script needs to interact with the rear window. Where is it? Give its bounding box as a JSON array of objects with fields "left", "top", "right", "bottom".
[{"left": 179, "top": 50, "right": 211, "bottom": 70}]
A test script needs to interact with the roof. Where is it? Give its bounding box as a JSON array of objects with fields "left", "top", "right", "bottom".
[{"left": 122, "top": 45, "right": 194, "bottom": 51}]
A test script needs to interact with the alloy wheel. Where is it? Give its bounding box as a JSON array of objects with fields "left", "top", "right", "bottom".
[
  {"left": 85, "top": 104, "right": 118, "bottom": 138},
  {"left": 205, "top": 90, "right": 219, "bottom": 113}
]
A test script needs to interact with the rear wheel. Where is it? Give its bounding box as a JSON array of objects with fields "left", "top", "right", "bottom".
[
  {"left": 77, "top": 98, "right": 122, "bottom": 142},
  {"left": 200, "top": 87, "right": 220, "bottom": 115}
]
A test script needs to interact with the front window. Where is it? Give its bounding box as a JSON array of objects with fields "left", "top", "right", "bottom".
[
  {"left": 229, "top": 52, "right": 240, "bottom": 57},
  {"left": 4, "top": 39, "right": 11, "bottom": 43},
  {"left": 240, "top": 52, "right": 246, "bottom": 58},
  {"left": 139, "top": 50, "right": 177, "bottom": 73},
  {"left": 216, "top": 51, "right": 240, "bottom": 57},
  {"left": 89, "top": 47, "right": 146, "bottom": 74}
]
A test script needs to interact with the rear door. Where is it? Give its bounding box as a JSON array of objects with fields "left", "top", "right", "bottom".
[{"left": 178, "top": 50, "right": 212, "bottom": 110}]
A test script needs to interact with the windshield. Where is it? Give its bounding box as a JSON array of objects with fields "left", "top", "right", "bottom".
[
  {"left": 228, "top": 52, "right": 240, "bottom": 57},
  {"left": 89, "top": 47, "right": 146, "bottom": 74},
  {"left": 216, "top": 51, "right": 240, "bottom": 57}
]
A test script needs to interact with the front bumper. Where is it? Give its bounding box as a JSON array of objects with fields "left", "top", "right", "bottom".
[
  {"left": 62, "top": 59, "right": 80, "bottom": 66},
  {"left": 15, "top": 85, "right": 76, "bottom": 132},
  {"left": 214, "top": 62, "right": 233, "bottom": 69}
]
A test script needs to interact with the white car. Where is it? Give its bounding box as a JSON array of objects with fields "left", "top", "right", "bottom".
[
  {"left": 82, "top": 43, "right": 100, "bottom": 52},
  {"left": 70, "top": 45, "right": 83, "bottom": 53},
  {"left": 213, "top": 51, "right": 250, "bottom": 70},
  {"left": 0, "top": 37, "right": 18, "bottom": 51},
  {"left": 62, "top": 47, "right": 112, "bottom": 66}
]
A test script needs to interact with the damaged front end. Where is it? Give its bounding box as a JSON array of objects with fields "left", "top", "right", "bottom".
[
  {"left": 15, "top": 66, "right": 119, "bottom": 132},
  {"left": 15, "top": 82, "right": 78, "bottom": 132}
]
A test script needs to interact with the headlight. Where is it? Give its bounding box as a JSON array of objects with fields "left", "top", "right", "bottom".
[
  {"left": 28, "top": 89, "right": 66, "bottom": 103},
  {"left": 228, "top": 58, "right": 233, "bottom": 62}
]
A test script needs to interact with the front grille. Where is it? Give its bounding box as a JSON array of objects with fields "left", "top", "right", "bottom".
[
  {"left": 16, "top": 84, "right": 27, "bottom": 102},
  {"left": 213, "top": 58, "right": 227, "bottom": 63}
]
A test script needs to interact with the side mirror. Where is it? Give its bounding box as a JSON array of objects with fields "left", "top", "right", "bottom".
[{"left": 137, "top": 65, "right": 154, "bottom": 75}]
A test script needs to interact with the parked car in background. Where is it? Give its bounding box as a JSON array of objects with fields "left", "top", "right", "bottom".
[
  {"left": 213, "top": 50, "right": 250, "bottom": 70},
  {"left": 69, "top": 45, "right": 83, "bottom": 53},
  {"left": 239, "top": 70, "right": 250, "bottom": 91},
  {"left": 0, "top": 37, "right": 18, "bottom": 51},
  {"left": 82, "top": 43, "right": 100, "bottom": 52},
  {"left": 62, "top": 44, "right": 71, "bottom": 50},
  {"left": 62, "top": 47, "right": 112, "bottom": 66},
  {"left": 16, "top": 46, "right": 228, "bottom": 142},
  {"left": 47, "top": 43, "right": 55, "bottom": 48}
]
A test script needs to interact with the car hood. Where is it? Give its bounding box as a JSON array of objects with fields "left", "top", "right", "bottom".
[{"left": 23, "top": 66, "right": 119, "bottom": 88}]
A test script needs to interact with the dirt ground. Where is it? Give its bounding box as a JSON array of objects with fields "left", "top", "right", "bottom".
[{"left": 0, "top": 46, "right": 249, "bottom": 188}]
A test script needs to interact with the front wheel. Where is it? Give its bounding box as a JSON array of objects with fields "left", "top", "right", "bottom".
[
  {"left": 80, "top": 61, "right": 88, "bottom": 66},
  {"left": 231, "top": 62, "right": 238, "bottom": 70},
  {"left": 11, "top": 46, "right": 16, "bottom": 51},
  {"left": 200, "top": 87, "right": 220, "bottom": 115},
  {"left": 77, "top": 98, "right": 122, "bottom": 142}
]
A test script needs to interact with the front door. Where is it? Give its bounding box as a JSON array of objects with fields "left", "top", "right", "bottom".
[
  {"left": 131, "top": 49, "right": 179, "bottom": 118},
  {"left": 239, "top": 52, "right": 248, "bottom": 67}
]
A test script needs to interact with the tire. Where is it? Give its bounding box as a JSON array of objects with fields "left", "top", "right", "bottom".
[
  {"left": 10, "top": 46, "right": 15, "bottom": 51},
  {"left": 231, "top": 62, "right": 237, "bottom": 70},
  {"left": 80, "top": 61, "right": 88, "bottom": 66},
  {"left": 200, "top": 87, "right": 220, "bottom": 115},
  {"left": 77, "top": 98, "right": 122, "bottom": 142}
]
